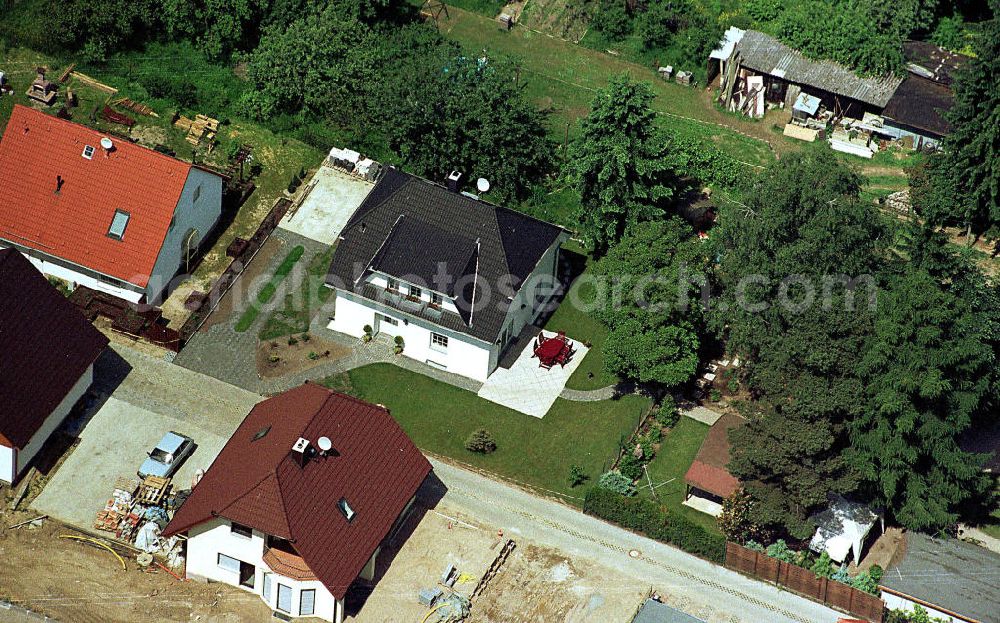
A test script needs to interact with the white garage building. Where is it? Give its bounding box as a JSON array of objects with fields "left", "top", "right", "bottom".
[{"left": 0, "top": 249, "right": 108, "bottom": 484}]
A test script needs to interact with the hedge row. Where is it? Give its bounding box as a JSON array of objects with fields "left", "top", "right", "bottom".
[{"left": 584, "top": 487, "right": 726, "bottom": 563}]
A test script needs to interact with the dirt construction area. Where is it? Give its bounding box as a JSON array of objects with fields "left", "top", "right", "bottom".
[{"left": 351, "top": 503, "right": 646, "bottom": 623}]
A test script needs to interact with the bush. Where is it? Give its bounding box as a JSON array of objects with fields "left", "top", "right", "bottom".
[
  {"left": 583, "top": 487, "right": 725, "bottom": 562},
  {"left": 851, "top": 566, "right": 882, "bottom": 595},
  {"left": 465, "top": 428, "right": 497, "bottom": 454},
  {"left": 655, "top": 397, "right": 680, "bottom": 428},
  {"left": 810, "top": 551, "right": 834, "bottom": 578},
  {"left": 745, "top": 540, "right": 765, "bottom": 552},
  {"left": 287, "top": 175, "right": 301, "bottom": 193},
  {"left": 618, "top": 452, "right": 644, "bottom": 481},
  {"left": 597, "top": 471, "right": 635, "bottom": 496},
  {"left": 569, "top": 464, "right": 589, "bottom": 487},
  {"left": 709, "top": 388, "right": 722, "bottom": 402},
  {"left": 288, "top": 336, "right": 298, "bottom": 345},
  {"left": 765, "top": 539, "right": 796, "bottom": 563},
  {"left": 301, "top": 333, "right": 311, "bottom": 342},
  {"left": 593, "top": 0, "right": 633, "bottom": 41}
]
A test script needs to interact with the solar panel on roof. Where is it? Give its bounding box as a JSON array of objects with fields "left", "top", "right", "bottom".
[{"left": 108, "top": 209, "right": 130, "bottom": 240}]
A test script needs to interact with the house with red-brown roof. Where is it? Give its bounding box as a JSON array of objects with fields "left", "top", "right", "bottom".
[
  {"left": 0, "top": 105, "right": 223, "bottom": 303},
  {"left": 0, "top": 249, "right": 108, "bottom": 483},
  {"left": 163, "top": 383, "right": 431, "bottom": 622},
  {"left": 683, "top": 413, "right": 745, "bottom": 517}
]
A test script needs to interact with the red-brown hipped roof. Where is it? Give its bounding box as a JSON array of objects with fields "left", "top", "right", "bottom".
[
  {"left": 164, "top": 383, "right": 431, "bottom": 599},
  {"left": 0, "top": 105, "right": 193, "bottom": 287},
  {"left": 0, "top": 249, "right": 108, "bottom": 449},
  {"left": 684, "top": 413, "right": 746, "bottom": 499}
]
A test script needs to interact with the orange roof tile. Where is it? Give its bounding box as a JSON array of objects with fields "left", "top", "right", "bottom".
[{"left": 0, "top": 105, "right": 193, "bottom": 287}]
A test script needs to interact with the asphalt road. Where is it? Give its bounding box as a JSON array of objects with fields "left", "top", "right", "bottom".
[{"left": 426, "top": 457, "right": 844, "bottom": 623}]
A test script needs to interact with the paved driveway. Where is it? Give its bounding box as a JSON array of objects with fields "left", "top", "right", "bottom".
[
  {"left": 427, "top": 457, "right": 844, "bottom": 623},
  {"left": 278, "top": 165, "right": 374, "bottom": 245},
  {"left": 32, "top": 344, "right": 261, "bottom": 532},
  {"left": 477, "top": 331, "right": 588, "bottom": 417}
]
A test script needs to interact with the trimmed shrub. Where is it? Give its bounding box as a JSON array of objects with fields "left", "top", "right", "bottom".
[
  {"left": 583, "top": 487, "right": 725, "bottom": 563},
  {"left": 766, "top": 539, "right": 796, "bottom": 563},
  {"left": 569, "top": 464, "right": 588, "bottom": 487},
  {"left": 618, "top": 452, "right": 644, "bottom": 481},
  {"left": 465, "top": 428, "right": 496, "bottom": 454}
]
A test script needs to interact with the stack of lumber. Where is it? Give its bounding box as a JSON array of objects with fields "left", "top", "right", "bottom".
[
  {"left": 136, "top": 476, "right": 171, "bottom": 506},
  {"left": 174, "top": 114, "right": 219, "bottom": 145},
  {"left": 113, "top": 97, "right": 158, "bottom": 117}
]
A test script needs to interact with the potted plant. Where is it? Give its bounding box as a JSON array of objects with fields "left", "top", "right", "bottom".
[
  {"left": 393, "top": 335, "right": 405, "bottom": 355},
  {"left": 362, "top": 324, "right": 373, "bottom": 343}
]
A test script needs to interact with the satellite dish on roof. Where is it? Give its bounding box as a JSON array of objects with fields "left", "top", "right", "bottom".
[
  {"left": 100, "top": 137, "right": 114, "bottom": 151},
  {"left": 476, "top": 178, "right": 491, "bottom": 193},
  {"left": 317, "top": 436, "right": 333, "bottom": 452}
]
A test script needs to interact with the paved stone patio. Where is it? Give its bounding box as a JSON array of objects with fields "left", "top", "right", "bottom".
[
  {"left": 476, "top": 331, "right": 589, "bottom": 418},
  {"left": 278, "top": 165, "right": 373, "bottom": 245},
  {"left": 683, "top": 406, "right": 723, "bottom": 425}
]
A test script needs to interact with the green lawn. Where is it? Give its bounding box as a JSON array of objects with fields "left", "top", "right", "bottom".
[
  {"left": 325, "top": 363, "right": 651, "bottom": 502},
  {"left": 639, "top": 417, "right": 718, "bottom": 533},
  {"left": 544, "top": 244, "right": 617, "bottom": 391},
  {"left": 437, "top": 4, "right": 778, "bottom": 168},
  {"left": 260, "top": 245, "right": 336, "bottom": 340}
]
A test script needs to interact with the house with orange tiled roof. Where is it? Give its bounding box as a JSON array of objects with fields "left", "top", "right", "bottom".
[{"left": 0, "top": 105, "right": 223, "bottom": 303}]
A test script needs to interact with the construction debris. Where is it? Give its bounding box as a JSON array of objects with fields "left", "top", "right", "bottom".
[
  {"left": 421, "top": 592, "right": 471, "bottom": 623},
  {"left": 102, "top": 105, "right": 136, "bottom": 128},
  {"left": 472, "top": 538, "right": 516, "bottom": 599},
  {"left": 8, "top": 515, "right": 47, "bottom": 530}
]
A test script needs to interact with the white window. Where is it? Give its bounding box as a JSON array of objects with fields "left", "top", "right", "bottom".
[
  {"left": 408, "top": 284, "right": 422, "bottom": 299},
  {"left": 82, "top": 145, "right": 95, "bottom": 159},
  {"left": 338, "top": 497, "right": 356, "bottom": 522},
  {"left": 430, "top": 292, "right": 443, "bottom": 306},
  {"left": 431, "top": 333, "right": 448, "bottom": 352},
  {"left": 230, "top": 522, "right": 252, "bottom": 538},
  {"left": 108, "top": 209, "right": 130, "bottom": 240},
  {"left": 300, "top": 589, "right": 315, "bottom": 616},
  {"left": 377, "top": 313, "right": 399, "bottom": 327},
  {"left": 276, "top": 584, "right": 292, "bottom": 613},
  {"left": 262, "top": 573, "right": 272, "bottom": 601},
  {"left": 217, "top": 553, "right": 240, "bottom": 574},
  {"left": 386, "top": 277, "right": 399, "bottom": 292}
]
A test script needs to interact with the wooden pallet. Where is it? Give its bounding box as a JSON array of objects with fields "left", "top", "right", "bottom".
[{"left": 136, "top": 476, "right": 171, "bottom": 506}]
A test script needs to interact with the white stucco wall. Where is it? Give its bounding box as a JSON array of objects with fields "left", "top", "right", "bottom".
[
  {"left": 0, "top": 245, "right": 144, "bottom": 302},
  {"left": 14, "top": 364, "right": 93, "bottom": 478},
  {"left": 0, "top": 445, "right": 14, "bottom": 484},
  {"left": 331, "top": 293, "right": 494, "bottom": 381},
  {"left": 185, "top": 518, "right": 342, "bottom": 622},
  {"left": 145, "top": 167, "right": 223, "bottom": 303}
]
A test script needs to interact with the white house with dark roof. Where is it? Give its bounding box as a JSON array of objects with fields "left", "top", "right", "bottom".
[{"left": 325, "top": 167, "right": 568, "bottom": 382}]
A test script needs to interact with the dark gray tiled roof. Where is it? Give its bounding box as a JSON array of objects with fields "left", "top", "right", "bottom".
[
  {"left": 370, "top": 216, "right": 478, "bottom": 298},
  {"left": 882, "top": 532, "right": 1000, "bottom": 623},
  {"left": 328, "top": 167, "right": 565, "bottom": 343}
]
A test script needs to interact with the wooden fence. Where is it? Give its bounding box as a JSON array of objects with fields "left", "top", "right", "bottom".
[{"left": 725, "top": 542, "right": 885, "bottom": 623}]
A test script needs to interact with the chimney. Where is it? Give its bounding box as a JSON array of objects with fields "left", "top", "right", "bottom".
[
  {"left": 447, "top": 170, "right": 462, "bottom": 193},
  {"left": 55, "top": 175, "right": 64, "bottom": 195},
  {"left": 291, "top": 437, "right": 311, "bottom": 468}
]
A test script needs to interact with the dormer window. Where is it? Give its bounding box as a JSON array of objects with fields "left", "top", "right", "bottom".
[
  {"left": 338, "top": 497, "right": 355, "bottom": 522},
  {"left": 107, "top": 210, "right": 130, "bottom": 240},
  {"left": 430, "top": 292, "right": 443, "bottom": 307},
  {"left": 82, "top": 145, "right": 95, "bottom": 160}
]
